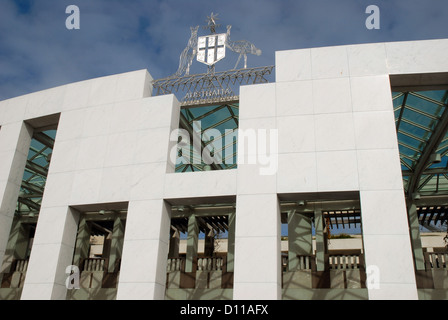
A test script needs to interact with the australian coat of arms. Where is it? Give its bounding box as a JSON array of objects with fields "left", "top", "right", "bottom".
[
  {"left": 152, "top": 13, "right": 273, "bottom": 106},
  {"left": 173, "top": 13, "right": 262, "bottom": 77}
]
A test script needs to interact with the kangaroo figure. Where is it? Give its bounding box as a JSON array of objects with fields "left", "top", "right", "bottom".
[{"left": 172, "top": 26, "right": 199, "bottom": 77}]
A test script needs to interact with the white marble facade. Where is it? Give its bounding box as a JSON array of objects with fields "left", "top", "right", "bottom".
[{"left": 1, "top": 38, "right": 448, "bottom": 300}]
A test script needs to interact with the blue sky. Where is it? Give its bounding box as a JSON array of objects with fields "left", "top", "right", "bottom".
[{"left": 1, "top": 0, "right": 448, "bottom": 101}]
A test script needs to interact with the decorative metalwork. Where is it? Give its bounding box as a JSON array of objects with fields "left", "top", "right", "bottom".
[
  {"left": 153, "top": 65, "right": 273, "bottom": 106},
  {"left": 205, "top": 12, "right": 221, "bottom": 34},
  {"left": 173, "top": 26, "right": 199, "bottom": 78},
  {"left": 197, "top": 33, "right": 226, "bottom": 66},
  {"left": 225, "top": 25, "right": 262, "bottom": 69},
  {"left": 155, "top": 13, "right": 268, "bottom": 105}
]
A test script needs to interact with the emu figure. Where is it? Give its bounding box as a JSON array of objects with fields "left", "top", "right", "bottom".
[{"left": 225, "top": 25, "right": 262, "bottom": 69}]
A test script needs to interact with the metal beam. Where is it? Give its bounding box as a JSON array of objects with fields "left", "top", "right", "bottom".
[
  {"left": 33, "top": 132, "right": 55, "bottom": 149},
  {"left": 178, "top": 112, "right": 221, "bottom": 171},
  {"left": 17, "top": 197, "right": 41, "bottom": 211},
  {"left": 280, "top": 200, "right": 361, "bottom": 213},
  {"left": 25, "top": 162, "right": 48, "bottom": 178},
  {"left": 407, "top": 106, "right": 448, "bottom": 198},
  {"left": 21, "top": 180, "right": 44, "bottom": 195},
  {"left": 402, "top": 168, "right": 448, "bottom": 176},
  {"left": 395, "top": 92, "right": 408, "bottom": 132}
]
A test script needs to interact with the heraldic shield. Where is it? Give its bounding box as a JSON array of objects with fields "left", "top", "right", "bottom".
[{"left": 197, "top": 33, "right": 226, "bottom": 66}]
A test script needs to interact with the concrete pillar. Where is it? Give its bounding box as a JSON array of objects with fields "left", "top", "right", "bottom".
[
  {"left": 0, "top": 122, "right": 33, "bottom": 271},
  {"left": 108, "top": 214, "right": 125, "bottom": 272},
  {"left": 1, "top": 217, "right": 30, "bottom": 273},
  {"left": 204, "top": 225, "right": 214, "bottom": 257},
  {"left": 226, "top": 212, "right": 236, "bottom": 272},
  {"left": 407, "top": 203, "right": 425, "bottom": 270},
  {"left": 12, "top": 221, "right": 30, "bottom": 261},
  {"left": 360, "top": 189, "right": 418, "bottom": 300},
  {"left": 72, "top": 216, "right": 90, "bottom": 268},
  {"left": 117, "top": 94, "right": 179, "bottom": 300},
  {"left": 21, "top": 207, "right": 81, "bottom": 300},
  {"left": 168, "top": 228, "right": 180, "bottom": 258},
  {"left": 116, "top": 200, "right": 171, "bottom": 300},
  {"left": 288, "top": 210, "right": 313, "bottom": 271},
  {"left": 185, "top": 214, "right": 199, "bottom": 272},
  {"left": 234, "top": 81, "right": 279, "bottom": 299},
  {"left": 233, "top": 193, "right": 281, "bottom": 300},
  {"left": 314, "top": 208, "right": 326, "bottom": 272},
  {"left": 102, "top": 233, "right": 112, "bottom": 260}
]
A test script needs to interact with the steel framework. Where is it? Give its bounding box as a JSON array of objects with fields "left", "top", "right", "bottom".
[
  {"left": 393, "top": 90, "right": 448, "bottom": 198},
  {"left": 16, "top": 130, "right": 55, "bottom": 216}
]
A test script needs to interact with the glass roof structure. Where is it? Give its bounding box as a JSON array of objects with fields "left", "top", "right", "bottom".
[
  {"left": 176, "top": 103, "right": 238, "bottom": 172},
  {"left": 16, "top": 129, "right": 55, "bottom": 216},
  {"left": 393, "top": 90, "right": 448, "bottom": 197}
]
